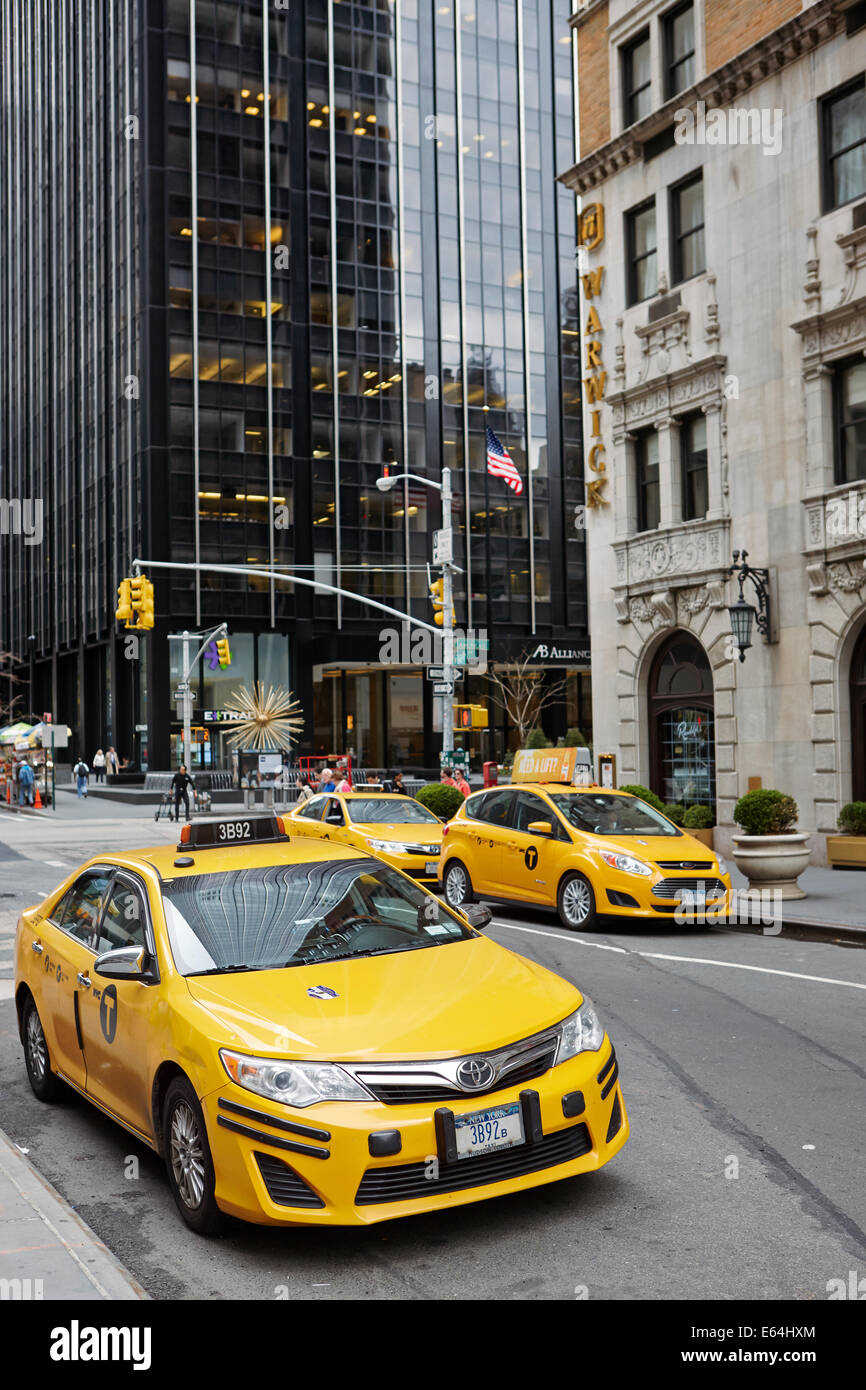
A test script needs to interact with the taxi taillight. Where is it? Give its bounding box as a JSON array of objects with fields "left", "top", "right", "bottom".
[
  {"left": 179, "top": 824, "right": 191, "bottom": 844},
  {"left": 276, "top": 816, "right": 288, "bottom": 836},
  {"left": 442, "top": 824, "right": 449, "bottom": 836}
]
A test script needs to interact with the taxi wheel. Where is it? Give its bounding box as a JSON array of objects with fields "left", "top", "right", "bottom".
[
  {"left": 22, "top": 997, "right": 62, "bottom": 1102},
  {"left": 163, "top": 1078, "right": 223, "bottom": 1236},
  {"left": 557, "top": 873, "right": 597, "bottom": 931},
  {"left": 443, "top": 859, "right": 475, "bottom": 908}
]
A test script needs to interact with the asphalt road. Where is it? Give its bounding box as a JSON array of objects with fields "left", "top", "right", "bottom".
[{"left": 1, "top": 808, "right": 864, "bottom": 1300}]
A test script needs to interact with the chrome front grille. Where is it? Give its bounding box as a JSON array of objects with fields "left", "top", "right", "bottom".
[
  {"left": 651, "top": 877, "right": 726, "bottom": 900},
  {"left": 654, "top": 860, "right": 714, "bottom": 870},
  {"left": 342, "top": 1023, "right": 563, "bottom": 1106}
]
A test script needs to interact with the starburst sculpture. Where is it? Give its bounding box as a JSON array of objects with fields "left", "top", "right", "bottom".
[{"left": 223, "top": 682, "right": 305, "bottom": 752}]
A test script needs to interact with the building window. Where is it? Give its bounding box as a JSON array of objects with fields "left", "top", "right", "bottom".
[
  {"left": 835, "top": 358, "right": 866, "bottom": 484},
  {"left": 663, "top": 3, "right": 696, "bottom": 100},
  {"left": 671, "top": 173, "right": 705, "bottom": 283},
  {"left": 636, "top": 431, "right": 660, "bottom": 532},
  {"left": 626, "top": 200, "right": 657, "bottom": 304},
  {"left": 622, "top": 31, "right": 652, "bottom": 127},
  {"left": 681, "top": 414, "right": 708, "bottom": 520},
  {"left": 649, "top": 633, "right": 715, "bottom": 810},
  {"left": 822, "top": 78, "right": 866, "bottom": 212}
]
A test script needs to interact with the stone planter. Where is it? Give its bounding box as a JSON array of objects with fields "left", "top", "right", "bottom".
[
  {"left": 826, "top": 835, "right": 866, "bottom": 869},
  {"left": 731, "top": 832, "right": 811, "bottom": 900},
  {"left": 688, "top": 827, "right": 714, "bottom": 851}
]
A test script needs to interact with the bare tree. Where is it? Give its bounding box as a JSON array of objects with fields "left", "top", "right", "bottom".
[
  {"left": 0, "top": 650, "right": 25, "bottom": 728},
  {"left": 486, "top": 657, "right": 569, "bottom": 747}
]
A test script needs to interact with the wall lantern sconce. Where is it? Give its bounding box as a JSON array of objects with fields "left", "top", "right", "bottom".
[{"left": 726, "top": 550, "right": 772, "bottom": 662}]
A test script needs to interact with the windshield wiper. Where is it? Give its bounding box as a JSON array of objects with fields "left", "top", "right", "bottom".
[{"left": 187, "top": 964, "right": 264, "bottom": 976}]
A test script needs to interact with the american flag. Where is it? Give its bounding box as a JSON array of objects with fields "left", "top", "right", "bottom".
[{"left": 486, "top": 427, "right": 523, "bottom": 495}]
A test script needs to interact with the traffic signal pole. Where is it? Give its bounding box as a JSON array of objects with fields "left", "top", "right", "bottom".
[{"left": 168, "top": 622, "right": 228, "bottom": 768}]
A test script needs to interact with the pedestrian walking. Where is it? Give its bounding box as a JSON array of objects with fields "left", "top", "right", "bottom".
[
  {"left": 73, "top": 757, "right": 89, "bottom": 798},
  {"left": 390, "top": 770, "right": 409, "bottom": 796},
  {"left": 335, "top": 760, "right": 351, "bottom": 793},
  {"left": 454, "top": 768, "right": 471, "bottom": 798},
  {"left": 296, "top": 775, "right": 317, "bottom": 804},
  {"left": 318, "top": 766, "right": 336, "bottom": 793},
  {"left": 440, "top": 767, "right": 455, "bottom": 787},
  {"left": 18, "top": 758, "right": 35, "bottom": 806},
  {"left": 171, "top": 765, "right": 195, "bottom": 822},
  {"left": 106, "top": 747, "right": 119, "bottom": 777},
  {"left": 92, "top": 749, "right": 106, "bottom": 783}
]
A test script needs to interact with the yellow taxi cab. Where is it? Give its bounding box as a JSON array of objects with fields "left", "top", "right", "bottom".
[
  {"left": 287, "top": 791, "right": 443, "bottom": 885},
  {"left": 14, "top": 813, "right": 627, "bottom": 1232},
  {"left": 439, "top": 750, "right": 731, "bottom": 930}
]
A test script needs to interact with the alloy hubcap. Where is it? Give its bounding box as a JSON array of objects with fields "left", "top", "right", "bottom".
[
  {"left": 447, "top": 865, "right": 467, "bottom": 905},
  {"left": 26, "top": 1011, "right": 47, "bottom": 1081},
  {"left": 563, "top": 878, "right": 591, "bottom": 925},
  {"left": 170, "top": 1102, "right": 206, "bottom": 1209}
]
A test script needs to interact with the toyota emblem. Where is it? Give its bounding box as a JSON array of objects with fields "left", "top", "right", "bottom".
[{"left": 456, "top": 1057, "right": 496, "bottom": 1090}]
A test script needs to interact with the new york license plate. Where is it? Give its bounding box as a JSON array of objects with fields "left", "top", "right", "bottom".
[
  {"left": 425, "top": 860, "right": 439, "bottom": 875},
  {"left": 455, "top": 1102, "right": 525, "bottom": 1160}
]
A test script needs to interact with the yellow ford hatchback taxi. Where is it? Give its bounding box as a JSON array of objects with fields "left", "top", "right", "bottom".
[
  {"left": 14, "top": 814, "right": 627, "bottom": 1232},
  {"left": 287, "top": 792, "right": 443, "bottom": 885},
  {"left": 440, "top": 784, "right": 731, "bottom": 930}
]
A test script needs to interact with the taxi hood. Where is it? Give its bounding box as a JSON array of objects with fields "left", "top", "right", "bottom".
[
  {"left": 595, "top": 829, "right": 718, "bottom": 863},
  {"left": 184, "top": 935, "right": 580, "bottom": 1061},
  {"left": 350, "top": 821, "right": 441, "bottom": 844}
]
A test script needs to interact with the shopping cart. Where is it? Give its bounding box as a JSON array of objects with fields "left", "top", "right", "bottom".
[{"left": 154, "top": 791, "right": 174, "bottom": 822}]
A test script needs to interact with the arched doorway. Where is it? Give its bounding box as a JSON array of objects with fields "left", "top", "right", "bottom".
[
  {"left": 850, "top": 625, "right": 866, "bottom": 800},
  {"left": 649, "top": 632, "right": 715, "bottom": 808}
]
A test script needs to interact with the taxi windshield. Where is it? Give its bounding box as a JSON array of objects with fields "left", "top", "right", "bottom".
[
  {"left": 549, "top": 792, "right": 681, "bottom": 838},
  {"left": 346, "top": 798, "right": 439, "bottom": 825},
  {"left": 161, "top": 860, "right": 470, "bottom": 975}
]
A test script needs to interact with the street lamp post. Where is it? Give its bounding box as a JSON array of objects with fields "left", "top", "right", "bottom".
[{"left": 376, "top": 467, "right": 455, "bottom": 761}]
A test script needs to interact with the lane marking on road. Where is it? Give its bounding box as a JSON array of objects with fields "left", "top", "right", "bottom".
[
  {"left": 493, "top": 922, "right": 866, "bottom": 992},
  {"left": 43, "top": 860, "right": 68, "bottom": 868}
]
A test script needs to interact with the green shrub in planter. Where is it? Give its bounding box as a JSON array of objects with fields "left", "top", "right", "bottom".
[
  {"left": 837, "top": 801, "right": 866, "bottom": 835},
  {"left": 733, "top": 789, "right": 798, "bottom": 836},
  {"left": 416, "top": 783, "right": 464, "bottom": 820},
  {"left": 682, "top": 804, "right": 714, "bottom": 830},
  {"left": 557, "top": 727, "right": 587, "bottom": 748},
  {"left": 663, "top": 803, "right": 687, "bottom": 827},
  {"left": 526, "top": 727, "right": 552, "bottom": 749},
  {"left": 619, "top": 784, "right": 665, "bottom": 813}
]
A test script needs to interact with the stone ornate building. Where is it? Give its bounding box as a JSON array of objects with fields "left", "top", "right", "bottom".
[{"left": 561, "top": 0, "right": 866, "bottom": 859}]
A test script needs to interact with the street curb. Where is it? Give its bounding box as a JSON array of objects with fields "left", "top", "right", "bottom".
[{"left": 0, "top": 1125, "right": 150, "bottom": 1300}]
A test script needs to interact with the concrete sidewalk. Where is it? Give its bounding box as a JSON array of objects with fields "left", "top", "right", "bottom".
[
  {"left": 728, "top": 862, "right": 866, "bottom": 939},
  {"left": 0, "top": 1126, "right": 148, "bottom": 1300}
]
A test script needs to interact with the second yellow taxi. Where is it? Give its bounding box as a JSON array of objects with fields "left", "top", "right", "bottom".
[{"left": 287, "top": 791, "right": 443, "bottom": 885}]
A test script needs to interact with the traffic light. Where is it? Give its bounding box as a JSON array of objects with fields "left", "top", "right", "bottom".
[
  {"left": 115, "top": 578, "right": 133, "bottom": 625},
  {"left": 429, "top": 577, "right": 445, "bottom": 626},
  {"left": 137, "top": 577, "right": 155, "bottom": 631},
  {"left": 116, "top": 574, "right": 155, "bottom": 630},
  {"left": 453, "top": 704, "right": 488, "bottom": 730},
  {"left": 215, "top": 637, "right": 231, "bottom": 668}
]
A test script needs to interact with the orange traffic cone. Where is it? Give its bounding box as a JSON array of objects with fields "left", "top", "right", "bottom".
[{"left": 34, "top": 786, "right": 43, "bottom": 809}]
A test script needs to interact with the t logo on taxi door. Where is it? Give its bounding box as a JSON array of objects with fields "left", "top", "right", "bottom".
[
  {"left": 100, "top": 985, "right": 118, "bottom": 1043},
  {"left": 524, "top": 846, "right": 539, "bottom": 871}
]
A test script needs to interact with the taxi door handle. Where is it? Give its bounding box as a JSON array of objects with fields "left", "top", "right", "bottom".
[
  {"left": 76, "top": 972, "right": 91, "bottom": 990},
  {"left": 31, "top": 941, "right": 44, "bottom": 954}
]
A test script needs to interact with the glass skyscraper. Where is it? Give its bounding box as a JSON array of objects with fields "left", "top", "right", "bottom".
[{"left": 0, "top": 0, "right": 588, "bottom": 771}]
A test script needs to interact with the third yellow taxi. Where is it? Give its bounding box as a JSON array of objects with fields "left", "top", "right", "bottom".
[
  {"left": 439, "top": 752, "right": 731, "bottom": 930},
  {"left": 287, "top": 791, "right": 443, "bottom": 885}
]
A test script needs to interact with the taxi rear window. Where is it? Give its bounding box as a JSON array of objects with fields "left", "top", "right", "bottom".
[{"left": 160, "top": 860, "right": 472, "bottom": 975}]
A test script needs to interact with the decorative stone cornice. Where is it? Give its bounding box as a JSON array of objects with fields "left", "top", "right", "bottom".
[
  {"left": 608, "top": 355, "right": 727, "bottom": 440},
  {"left": 836, "top": 222, "right": 866, "bottom": 308},
  {"left": 791, "top": 300, "right": 866, "bottom": 371},
  {"left": 613, "top": 517, "right": 731, "bottom": 595},
  {"left": 559, "top": 0, "right": 844, "bottom": 194}
]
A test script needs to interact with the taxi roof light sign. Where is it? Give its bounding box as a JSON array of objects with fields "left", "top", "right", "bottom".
[
  {"left": 178, "top": 814, "right": 289, "bottom": 851},
  {"left": 512, "top": 746, "right": 594, "bottom": 786}
]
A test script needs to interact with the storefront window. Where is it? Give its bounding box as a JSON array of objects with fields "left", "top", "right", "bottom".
[{"left": 649, "top": 634, "right": 715, "bottom": 809}]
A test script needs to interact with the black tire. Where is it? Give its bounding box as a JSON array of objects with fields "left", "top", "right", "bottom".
[
  {"left": 443, "top": 858, "right": 475, "bottom": 909},
  {"left": 163, "top": 1077, "right": 223, "bottom": 1236},
  {"left": 557, "top": 872, "right": 598, "bottom": 931},
  {"left": 22, "top": 996, "right": 63, "bottom": 1102}
]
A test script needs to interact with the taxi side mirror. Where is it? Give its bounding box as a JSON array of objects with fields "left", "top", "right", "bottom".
[
  {"left": 527, "top": 820, "right": 554, "bottom": 836},
  {"left": 95, "top": 945, "right": 149, "bottom": 980},
  {"left": 463, "top": 904, "right": 492, "bottom": 931}
]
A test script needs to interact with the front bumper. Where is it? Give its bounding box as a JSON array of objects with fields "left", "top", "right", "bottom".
[
  {"left": 600, "top": 872, "right": 732, "bottom": 920},
  {"left": 202, "top": 1041, "right": 628, "bottom": 1226}
]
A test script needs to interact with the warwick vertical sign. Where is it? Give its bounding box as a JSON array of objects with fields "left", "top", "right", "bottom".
[{"left": 578, "top": 203, "right": 608, "bottom": 510}]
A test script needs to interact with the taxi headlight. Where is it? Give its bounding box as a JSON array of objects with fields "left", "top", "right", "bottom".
[
  {"left": 599, "top": 849, "right": 653, "bottom": 876},
  {"left": 556, "top": 999, "right": 605, "bottom": 1063},
  {"left": 366, "top": 837, "right": 409, "bottom": 853},
  {"left": 220, "top": 1049, "right": 371, "bottom": 1107}
]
